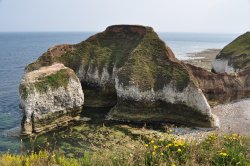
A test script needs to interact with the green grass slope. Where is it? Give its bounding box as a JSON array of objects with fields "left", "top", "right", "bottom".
[{"left": 217, "top": 32, "right": 250, "bottom": 70}]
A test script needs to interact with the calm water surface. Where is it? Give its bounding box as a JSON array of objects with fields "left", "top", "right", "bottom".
[{"left": 0, "top": 32, "right": 238, "bottom": 153}]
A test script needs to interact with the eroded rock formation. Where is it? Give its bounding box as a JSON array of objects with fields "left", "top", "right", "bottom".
[
  {"left": 22, "top": 25, "right": 219, "bottom": 128},
  {"left": 19, "top": 63, "right": 84, "bottom": 135},
  {"left": 212, "top": 32, "right": 250, "bottom": 73}
]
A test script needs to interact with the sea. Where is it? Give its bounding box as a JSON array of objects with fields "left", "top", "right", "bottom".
[{"left": 0, "top": 32, "right": 239, "bottom": 153}]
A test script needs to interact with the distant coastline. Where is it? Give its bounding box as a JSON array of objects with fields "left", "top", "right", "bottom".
[{"left": 183, "top": 49, "right": 221, "bottom": 71}]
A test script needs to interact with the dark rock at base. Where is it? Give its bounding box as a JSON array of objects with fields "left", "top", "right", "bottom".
[{"left": 107, "top": 100, "right": 218, "bottom": 128}]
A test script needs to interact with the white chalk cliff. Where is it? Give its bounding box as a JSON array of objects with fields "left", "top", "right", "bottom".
[{"left": 19, "top": 63, "right": 84, "bottom": 135}]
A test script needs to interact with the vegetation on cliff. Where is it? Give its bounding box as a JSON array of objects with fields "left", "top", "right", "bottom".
[
  {"left": 116, "top": 27, "right": 189, "bottom": 91},
  {"left": 216, "top": 32, "right": 250, "bottom": 70},
  {"left": 20, "top": 68, "right": 77, "bottom": 99},
  {"left": 34, "top": 69, "right": 75, "bottom": 93},
  {"left": 25, "top": 25, "right": 190, "bottom": 91}
]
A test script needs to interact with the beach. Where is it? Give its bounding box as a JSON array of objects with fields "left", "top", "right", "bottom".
[
  {"left": 182, "top": 48, "right": 221, "bottom": 71},
  {"left": 213, "top": 99, "right": 250, "bottom": 135}
]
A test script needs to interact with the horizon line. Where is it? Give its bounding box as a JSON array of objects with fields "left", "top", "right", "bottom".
[{"left": 0, "top": 30, "right": 241, "bottom": 35}]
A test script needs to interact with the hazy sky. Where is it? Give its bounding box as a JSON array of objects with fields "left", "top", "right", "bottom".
[{"left": 0, "top": 0, "right": 250, "bottom": 33}]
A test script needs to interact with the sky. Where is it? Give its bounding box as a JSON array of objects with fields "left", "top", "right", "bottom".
[{"left": 0, "top": 0, "right": 250, "bottom": 33}]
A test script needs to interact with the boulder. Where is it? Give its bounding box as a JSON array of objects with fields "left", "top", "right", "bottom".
[
  {"left": 19, "top": 63, "right": 84, "bottom": 135},
  {"left": 212, "top": 32, "right": 250, "bottom": 73}
]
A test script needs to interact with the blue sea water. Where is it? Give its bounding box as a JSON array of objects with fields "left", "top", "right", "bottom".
[
  {"left": 0, "top": 32, "right": 238, "bottom": 153},
  {"left": 159, "top": 32, "right": 239, "bottom": 59}
]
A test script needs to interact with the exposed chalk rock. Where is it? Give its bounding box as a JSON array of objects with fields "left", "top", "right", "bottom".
[
  {"left": 212, "top": 59, "right": 236, "bottom": 74},
  {"left": 19, "top": 63, "right": 84, "bottom": 135},
  {"left": 107, "top": 78, "right": 219, "bottom": 128}
]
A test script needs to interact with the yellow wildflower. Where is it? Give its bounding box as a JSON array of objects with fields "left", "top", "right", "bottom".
[
  {"left": 171, "top": 163, "right": 176, "bottom": 166},
  {"left": 177, "top": 148, "right": 182, "bottom": 153},
  {"left": 219, "top": 152, "right": 228, "bottom": 157},
  {"left": 151, "top": 140, "right": 154, "bottom": 144},
  {"left": 153, "top": 145, "right": 158, "bottom": 149},
  {"left": 160, "top": 152, "right": 164, "bottom": 156},
  {"left": 173, "top": 140, "right": 180, "bottom": 147},
  {"left": 152, "top": 151, "right": 156, "bottom": 155},
  {"left": 178, "top": 140, "right": 185, "bottom": 146},
  {"left": 145, "top": 144, "right": 149, "bottom": 147},
  {"left": 168, "top": 129, "right": 173, "bottom": 133},
  {"left": 166, "top": 143, "right": 172, "bottom": 148}
]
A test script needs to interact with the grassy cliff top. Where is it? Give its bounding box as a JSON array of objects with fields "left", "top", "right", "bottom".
[
  {"left": 216, "top": 32, "right": 250, "bottom": 69},
  {"left": 20, "top": 64, "right": 78, "bottom": 99},
  {"left": 25, "top": 25, "right": 150, "bottom": 73},
  {"left": 218, "top": 32, "right": 250, "bottom": 58},
  {"left": 116, "top": 28, "right": 189, "bottom": 91}
]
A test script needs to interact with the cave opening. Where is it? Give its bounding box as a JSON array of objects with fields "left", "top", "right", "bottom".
[{"left": 80, "top": 82, "right": 118, "bottom": 109}]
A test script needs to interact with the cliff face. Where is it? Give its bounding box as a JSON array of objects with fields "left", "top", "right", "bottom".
[
  {"left": 186, "top": 64, "right": 250, "bottom": 105},
  {"left": 23, "top": 25, "right": 219, "bottom": 128},
  {"left": 212, "top": 32, "right": 250, "bottom": 73},
  {"left": 19, "top": 64, "right": 84, "bottom": 135}
]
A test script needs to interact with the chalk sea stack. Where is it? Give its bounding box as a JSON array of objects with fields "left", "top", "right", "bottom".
[
  {"left": 212, "top": 32, "right": 250, "bottom": 73},
  {"left": 19, "top": 64, "right": 84, "bottom": 135},
  {"left": 20, "top": 25, "right": 220, "bottom": 135}
]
